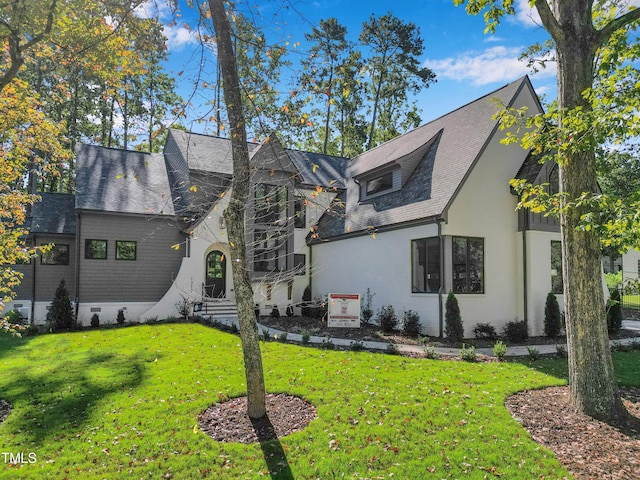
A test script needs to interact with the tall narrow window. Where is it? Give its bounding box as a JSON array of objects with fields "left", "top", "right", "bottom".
[
  {"left": 452, "top": 237, "right": 484, "bottom": 294},
  {"left": 253, "top": 230, "right": 287, "bottom": 272},
  {"left": 551, "top": 240, "right": 563, "bottom": 294},
  {"left": 411, "top": 238, "right": 441, "bottom": 293},
  {"left": 294, "top": 196, "right": 306, "bottom": 228}
]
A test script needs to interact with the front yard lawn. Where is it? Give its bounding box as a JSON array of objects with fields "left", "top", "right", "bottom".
[{"left": 0, "top": 323, "right": 632, "bottom": 478}]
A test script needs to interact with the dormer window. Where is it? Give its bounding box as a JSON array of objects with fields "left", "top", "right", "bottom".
[
  {"left": 366, "top": 172, "right": 393, "bottom": 195},
  {"left": 358, "top": 167, "right": 400, "bottom": 201}
]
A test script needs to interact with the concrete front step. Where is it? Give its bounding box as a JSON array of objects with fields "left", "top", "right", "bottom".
[{"left": 199, "top": 300, "right": 238, "bottom": 318}]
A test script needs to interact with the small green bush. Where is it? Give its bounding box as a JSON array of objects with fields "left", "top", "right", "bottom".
[
  {"left": 90, "top": 314, "right": 100, "bottom": 328},
  {"left": 301, "top": 286, "right": 312, "bottom": 317},
  {"left": 402, "top": 310, "right": 421, "bottom": 337},
  {"left": 460, "top": 344, "right": 477, "bottom": 362},
  {"left": 301, "top": 329, "right": 311, "bottom": 345},
  {"left": 320, "top": 337, "right": 335, "bottom": 350},
  {"left": 503, "top": 319, "right": 528, "bottom": 343},
  {"left": 607, "top": 288, "right": 623, "bottom": 335},
  {"left": 473, "top": 322, "right": 497, "bottom": 340},
  {"left": 444, "top": 291, "right": 464, "bottom": 343},
  {"left": 261, "top": 328, "right": 271, "bottom": 341},
  {"left": 544, "top": 292, "right": 562, "bottom": 338},
  {"left": 361, "top": 288, "right": 375, "bottom": 324},
  {"left": 275, "top": 332, "right": 288, "bottom": 343},
  {"left": 378, "top": 305, "right": 397, "bottom": 333},
  {"left": 349, "top": 340, "right": 365, "bottom": 351},
  {"left": 116, "top": 309, "right": 126, "bottom": 325},
  {"left": 493, "top": 340, "right": 507, "bottom": 361},
  {"left": 555, "top": 344, "right": 567, "bottom": 358},
  {"left": 270, "top": 305, "right": 280, "bottom": 318},
  {"left": 423, "top": 344, "right": 438, "bottom": 359},
  {"left": 605, "top": 271, "right": 622, "bottom": 291},
  {"left": 527, "top": 346, "right": 540, "bottom": 361},
  {"left": 386, "top": 343, "right": 400, "bottom": 355}
]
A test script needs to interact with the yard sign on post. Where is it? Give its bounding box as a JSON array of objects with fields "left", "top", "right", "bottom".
[{"left": 327, "top": 293, "right": 360, "bottom": 328}]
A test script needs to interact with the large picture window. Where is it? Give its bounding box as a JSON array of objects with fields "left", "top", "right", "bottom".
[
  {"left": 551, "top": 240, "right": 563, "bottom": 294},
  {"left": 253, "top": 230, "right": 287, "bottom": 272},
  {"left": 41, "top": 244, "right": 69, "bottom": 265},
  {"left": 411, "top": 237, "right": 441, "bottom": 293},
  {"left": 255, "top": 184, "right": 288, "bottom": 225},
  {"left": 85, "top": 239, "right": 107, "bottom": 259},
  {"left": 116, "top": 240, "right": 137, "bottom": 260},
  {"left": 452, "top": 237, "right": 484, "bottom": 294}
]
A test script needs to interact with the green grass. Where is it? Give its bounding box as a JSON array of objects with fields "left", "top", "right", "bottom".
[{"left": 0, "top": 324, "right": 634, "bottom": 479}]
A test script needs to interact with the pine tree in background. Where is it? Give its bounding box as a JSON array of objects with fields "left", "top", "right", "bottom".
[
  {"left": 444, "top": 291, "right": 463, "bottom": 343},
  {"left": 544, "top": 292, "right": 562, "bottom": 338},
  {"left": 46, "top": 279, "right": 74, "bottom": 331},
  {"left": 607, "top": 288, "right": 623, "bottom": 335}
]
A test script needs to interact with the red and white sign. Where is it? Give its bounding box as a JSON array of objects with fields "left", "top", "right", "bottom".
[{"left": 328, "top": 293, "right": 360, "bottom": 328}]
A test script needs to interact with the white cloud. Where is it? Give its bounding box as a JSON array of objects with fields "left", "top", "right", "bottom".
[
  {"left": 424, "top": 45, "right": 556, "bottom": 86},
  {"left": 164, "top": 24, "right": 199, "bottom": 50},
  {"left": 514, "top": 0, "right": 541, "bottom": 28}
]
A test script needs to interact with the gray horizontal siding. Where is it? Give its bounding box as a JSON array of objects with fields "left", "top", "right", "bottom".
[
  {"left": 34, "top": 234, "right": 76, "bottom": 301},
  {"left": 78, "top": 212, "right": 186, "bottom": 302}
]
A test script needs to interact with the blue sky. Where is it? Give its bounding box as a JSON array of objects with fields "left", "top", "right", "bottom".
[{"left": 147, "top": 0, "right": 557, "bottom": 135}]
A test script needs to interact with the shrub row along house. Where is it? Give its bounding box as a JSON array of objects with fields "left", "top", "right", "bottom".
[{"left": 5, "top": 76, "right": 575, "bottom": 336}]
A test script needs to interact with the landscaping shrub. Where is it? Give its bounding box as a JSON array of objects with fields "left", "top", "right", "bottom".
[
  {"left": 423, "top": 345, "right": 438, "bottom": 359},
  {"left": 310, "top": 297, "right": 327, "bottom": 320},
  {"left": 286, "top": 305, "right": 294, "bottom": 317},
  {"left": 361, "top": 288, "right": 375, "bottom": 324},
  {"left": 605, "top": 271, "right": 622, "bottom": 291},
  {"left": 607, "top": 288, "right": 623, "bottom": 335},
  {"left": 444, "top": 291, "right": 464, "bottom": 343},
  {"left": 544, "top": 292, "right": 562, "bottom": 338},
  {"left": 503, "top": 319, "right": 528, "bottom": 343},
  {"left": 402, "top": 310, "right": 421, "bottom": 337},
  {"left": 116, "top": 309, "right": 126, "bottom": 325},
  {"left": 378, "top": 305, "right": 397, "bottom": 333},
  {"left": 349, "top": 340, "right": 365, "bottom": 351},
  {"left": 320, "top": 337, "right": 335, "bottom": 350},
  {"left": 556, "top": 344, "right": 567, "bottom": 358},
  {"left": 493, "top": 340, "right": 507, "bottom": 361},
  {"left": 4, "top": 309, "right": 23, "bottom": 324},
  {"left": 386, "top": 343, "right": 400, "bottom": 355},
  {"left": 301, "top": 329, "right": 311, "bottom": 345},
  {"left": 460, "top": 344, "right": 477, "bottom": 362},
  {"left": 90, "top": 314, "right": 100, "bottom": 328},
  {"left": 301, "top": 285, "right": 312, "bottom": 317},
  {"left": 270, "top": 305, "right": 280, "bottom": 318},
  {"left": 526, "top": 346, "right": 540, "bottom": 361},
  {"left": 46, "top": 279, "right": 75, "bottom": 331},
  {"left": 473, "top": 322, "right": 497, "bottom": 340}
]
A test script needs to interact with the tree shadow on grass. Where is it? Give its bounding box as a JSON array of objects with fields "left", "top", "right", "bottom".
[
  {"left": 0, "top": 349, "right": 147, "bottom": 446},
  {"left": 250, "top": 415, "right": 293, "bottom": 480}
]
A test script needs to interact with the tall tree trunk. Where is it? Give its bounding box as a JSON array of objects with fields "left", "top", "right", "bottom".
[
  {"left": 208, "top": 0, "right": 266, "bottom": 419},
  {"left": 322, "top": 66, "right": 334, "bottom": 154},
  {"left": 539, "top": 0, "right": 629, "bottom": 423}
]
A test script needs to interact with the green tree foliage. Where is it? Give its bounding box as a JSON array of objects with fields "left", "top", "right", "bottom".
[
  {"left": 544, "top": 292, "right": 562, "bottom": 338},
  {"left": 359, "top": 13, "right": 436, "bottom": 149},
  {"left": 46, "top": 279, "right": 75, "bottom": 331},
  {"left": 444, "top": 291, "right": 464, "bottom": 343},
  {"left": 455, "top": 0, "right": 640, "bottom": 424}
]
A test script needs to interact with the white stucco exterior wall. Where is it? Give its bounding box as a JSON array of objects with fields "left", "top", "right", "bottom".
[
  {"left": 311, "top": 223, "right": 442, "bottom": 336},
  {"left": 622, "top": 248, "right": 640, "bottom": 283}
]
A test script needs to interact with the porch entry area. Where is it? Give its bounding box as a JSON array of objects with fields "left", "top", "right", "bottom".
[{"left": 205, "top": 250, "right": 226, "bottom": 298}]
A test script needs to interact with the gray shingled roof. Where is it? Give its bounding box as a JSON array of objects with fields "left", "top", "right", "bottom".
[
  {"left": 76, "top": 144, "right": 175, "bottom": 216},
  {"left": 166, "top": 129, "right": 348, "bottom": 188},
  {"left": 313, "top": 76, "right": 539, "bottom": 241},
  {"left": 30, "top": 193, "right": 76, "bottom": 234}
]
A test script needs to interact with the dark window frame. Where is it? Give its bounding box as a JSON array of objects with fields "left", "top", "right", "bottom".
[
  {"left": 294, "top": 253, "right": 306, "bottom": 276},
  {"left": 365, "top": 171, "right": 394, "bottom": 196},
  {"left": 411, "top": 237, "right": 441, "bottom": 293},
  {"left": 40, "top": 244, "right": 70, "bottom": 265},
  {"left": 551, "top": 240, "right": 563, "bottom": 294},
  {"left": 452, "top": 236, "right": 484, "bottom": 294},
  {"left": 85, "top": 239, "right": 108, "bottom": 260},
  {"left": 253, "top": 229, "right": 287, "bottom": 272},
  {"left": 254, "top": 183, "right": 288, "bottom": 226},
  {"left": 115, "top": 240, "right": 137, "bottom": 261},
  {"left": 294, "top": 196, "right": 306, "bottom": 229}
]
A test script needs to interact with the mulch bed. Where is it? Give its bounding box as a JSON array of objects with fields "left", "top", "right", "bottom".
[
  {"left": 197, "top": 393, "right": 317, "bottom": 444},
  {"left": 506, "top": 386, "right": 640, "bottom": 480}
]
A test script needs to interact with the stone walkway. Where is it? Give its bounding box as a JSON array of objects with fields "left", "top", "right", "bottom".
[{"left": 211, "top": 318, "right": 640, "bottom": 358}]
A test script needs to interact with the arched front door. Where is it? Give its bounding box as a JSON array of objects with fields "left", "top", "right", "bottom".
[{"left": 205, "top": 251, "right": 226, "bottom": 298}]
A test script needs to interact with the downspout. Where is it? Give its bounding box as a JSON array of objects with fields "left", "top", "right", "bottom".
[
  {"left": 438, "top": 219, "right": 445, "bottom": 338},
  {"left": 522, "top": 229, "right": 528, "bottom": 324},
  {"left": 31, "top": 233, "right": 37, "bottom": 326},
  {"left": 74, "top": 211, "right": 81, "bottom": 321}
]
